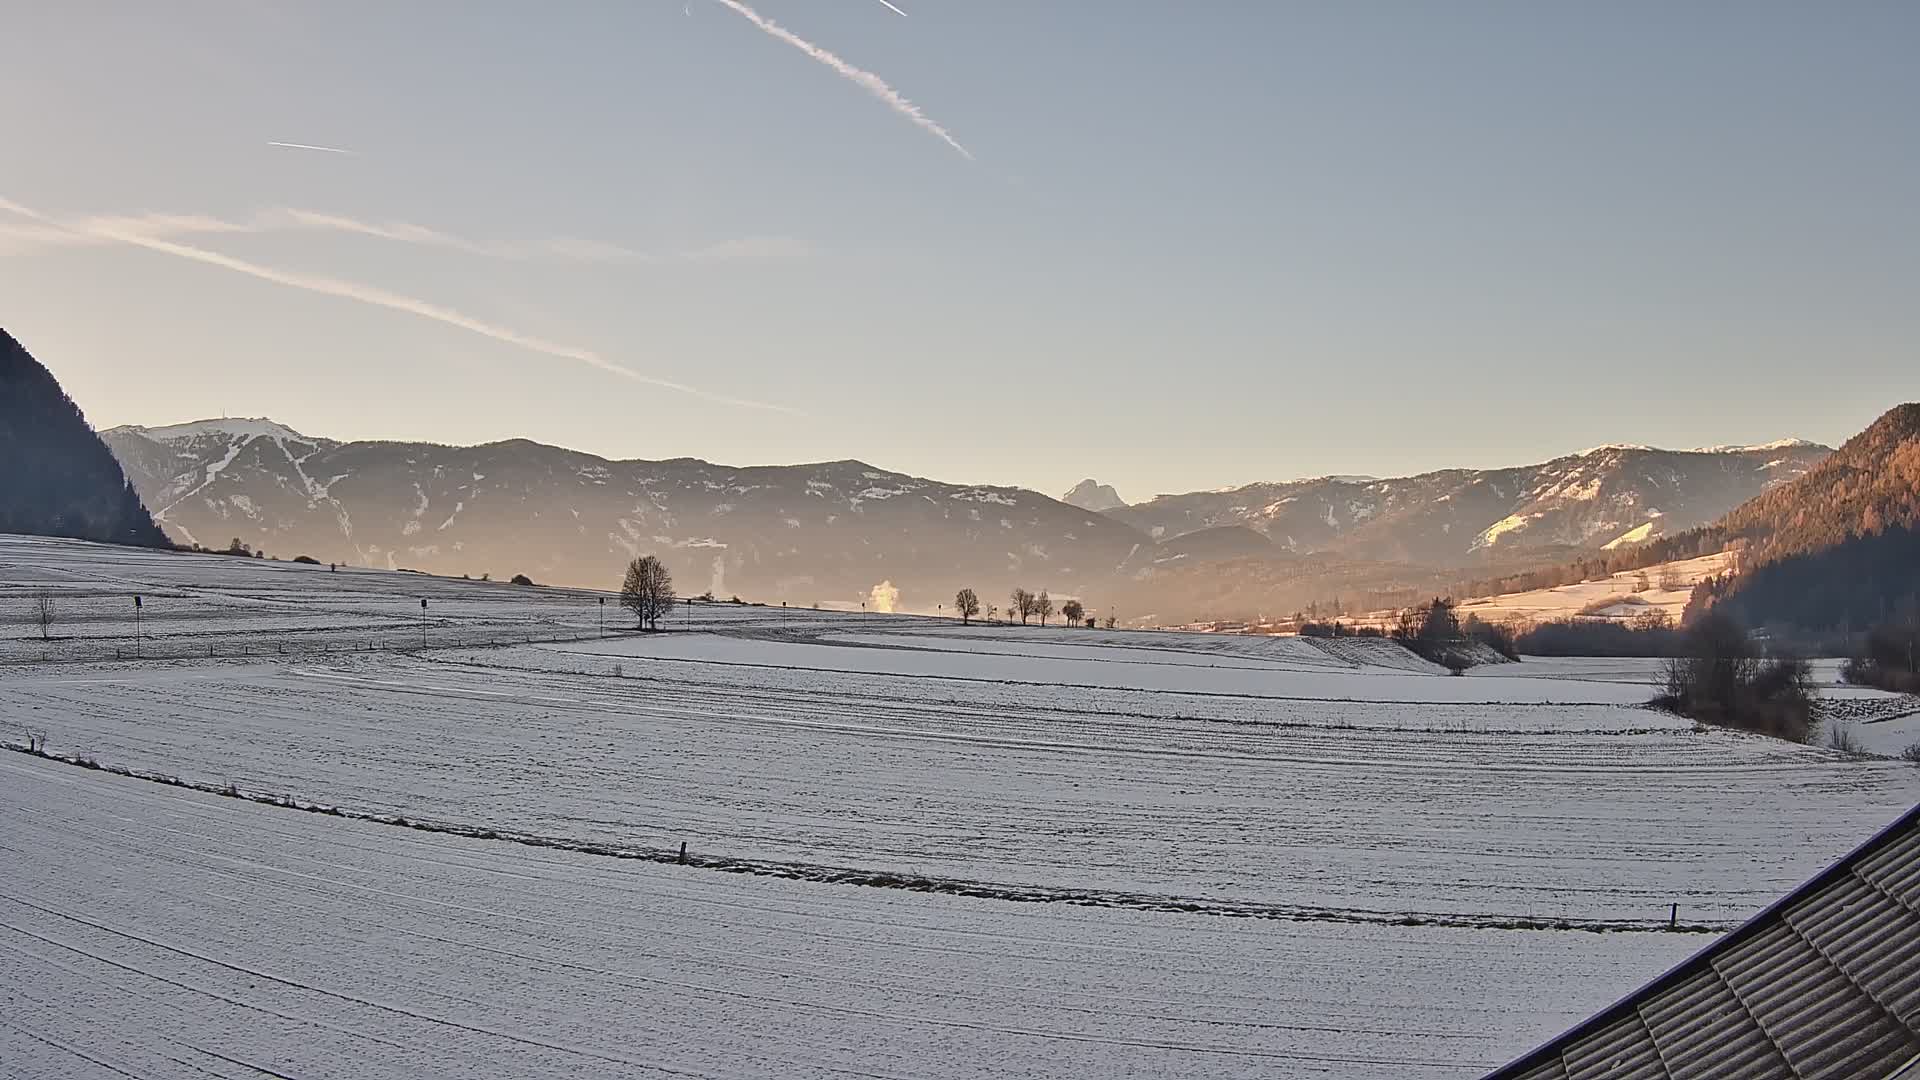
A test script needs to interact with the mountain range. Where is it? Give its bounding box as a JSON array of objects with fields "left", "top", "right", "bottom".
[
  {"left": 99, "top": 415, "right": 1830, "bottom": 620},
  {"left": 1106, "top": 442, "right": 1829, "bottom": 567},
  {"left": 101, "top": 419, "right": 1142, "bottom": 611}
]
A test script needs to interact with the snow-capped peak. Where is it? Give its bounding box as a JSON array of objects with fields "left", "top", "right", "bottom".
[
  {"left": 129, "top": 417, "right": 312, "bottom": 443},
  {"left": 1575, "top": 438, "right": 1821, "bottom": 457},
  {"left": 1574, "top": 443, "right": 1656, "bottom": 456},
  {"left": 1688, "top": 438, "right": 1819, "bottom": 454}
]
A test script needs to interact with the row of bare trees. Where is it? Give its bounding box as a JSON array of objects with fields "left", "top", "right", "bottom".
[{"left": 951, "top": 587, "right": 1091, "bottom": 627}]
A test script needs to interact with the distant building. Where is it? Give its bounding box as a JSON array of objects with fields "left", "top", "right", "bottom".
[{"left": 1486, "top": 804, "right": 1920, "bottom": 1079}]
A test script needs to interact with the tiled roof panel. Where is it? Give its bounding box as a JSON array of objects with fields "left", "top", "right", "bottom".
[
  {"left": 1641, "top": 968, "right": 1791, "bottom": 1079},
  {"left": 1485, "top": 805, "right": 1920, "bottom": 1080}
]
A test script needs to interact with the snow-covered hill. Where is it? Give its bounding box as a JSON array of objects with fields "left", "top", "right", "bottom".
[
  {"left": 102, "top": 419, "right": 1146, "bottom": 607},
  {"left": 1109, "top": 442, "right": 1829, "bottom": 566}
]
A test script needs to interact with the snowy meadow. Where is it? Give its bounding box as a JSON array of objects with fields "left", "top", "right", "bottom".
[{"left": 3, "top": 534, "right": 1917, "bottom": 1078}]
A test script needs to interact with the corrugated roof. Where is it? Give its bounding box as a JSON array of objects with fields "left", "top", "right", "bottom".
[{"left": 1486, "top": 804, "right": 1920, "bottom": 1080}]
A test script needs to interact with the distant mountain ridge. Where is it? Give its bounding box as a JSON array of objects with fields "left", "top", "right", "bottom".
[
  {"left": 103, "top": 419, "right": 1145, "bottom": 609},
  {"left": 1110, "top": 442, "right": 1829, "bottom": 567},
  {"left": 0, "top": 330, "right": 168, "bottom": 548},
  {"left": 98, "top": 416, "right": 1842, "bottom": 623}
]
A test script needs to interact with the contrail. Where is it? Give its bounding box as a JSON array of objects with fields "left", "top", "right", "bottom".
[
  {"left": 712, "top": 0, "right": 969, "bottom": 159},
  {"left": 279, "top": 209, "right": 497, "bottom": 256},
  {"left": 268, "top": 141, "right": 355, "bottom": 155},
  {"left": 0, "top": 196, "right": 800, "bottom": 415},
  {"left": 874, "top": 0, "right": 908, "bottom": 15}
]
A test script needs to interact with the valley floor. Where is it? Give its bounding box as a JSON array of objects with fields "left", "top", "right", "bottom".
[{"left": 3, "top": 534, "right": 1917, "bottom": 1078}]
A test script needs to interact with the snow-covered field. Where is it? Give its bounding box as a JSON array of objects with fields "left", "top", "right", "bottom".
[
  {"left": 4, "top": 535, "right": 1918, "bottom": 1078},
  {"left": 0, "top": 753, "right": 1692, "bottom": 1080},
  {"left": 1455, "top": 551, "right": 1734, "bottom": 626}
]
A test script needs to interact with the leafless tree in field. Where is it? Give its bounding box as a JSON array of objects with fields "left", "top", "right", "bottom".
[
  {"left": 1061, "top": 599, "right": 1084, "bottom": 626},
  {"left": 620, "top": 556, "right": 676, "bottom": 631},
  {"left": 33, "top": 591, "right": 55, "bottom": 642},
  {"left": 954, "top": 588, "right": 980, "bottom": 625},
  {"left": 1010, "top": 588, "right": 1033, "bottom": 625},
  {"left": 1035, "top": 590, "right": 1054, "bottom": 627}
]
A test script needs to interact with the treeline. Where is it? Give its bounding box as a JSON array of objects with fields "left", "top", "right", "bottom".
[
  {"left": 1303, "top": 598, "right": 1517, "bottom": 671},
  {"left": 951, "top": 587, "right": 1102, "bottom": 627},
  {"left": 1512, "top": 611, "right": 1689, "bottom": 657}
]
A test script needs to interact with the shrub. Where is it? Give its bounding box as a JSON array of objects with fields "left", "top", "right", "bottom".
[
  {"left": 292, "top": 555, "right": 321, "bottom": 565},
  {"left": 1653, "top": 613, "right": 1812, "bottom": 742},
  {"left": 1900, "top": 742, "right": 1920, "bottom": 764},
  {"left": 1842, "top": 617, "right": 1920, "bottom": 693},
  {"left": 1391, "top": 598, "right": 1495, "bottom": 669},
  {"left": 1463, "top": 615, "right": 1519, "bottom": 661},
  {"left": 510, "top": 574, "right": 535, "bottom": 586},
  {"left": 1824, "top": 721, "right": 1865, "bottom": 755}
]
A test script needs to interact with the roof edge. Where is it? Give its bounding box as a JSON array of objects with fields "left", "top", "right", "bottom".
[{"left": 1483, "top": 801, "right": 1920, "bottom": 1079}]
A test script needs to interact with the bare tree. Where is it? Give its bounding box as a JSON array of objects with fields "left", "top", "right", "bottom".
[
  {"left": 1061, "top": 599, "right": 1085, "bottom": 626},
  {"left": 33, "top": 591, "right": 55, "bottom": 642},
  {"left": 984, "top": 603, "right": 998, "bottom": 623},
  {"left": 954, "top": 588, "right": 980, "bottom": 625},
  {"left": 1035, "top": 590, "right": 1055, "bottom": 627},
  {"left": 1010, "top": 588, "right": 1033, "bottom": 625},
  {"left": 620, "top": 556, "right": 676, "bottom": 631},
  {"left": 1104, "top": 615, "right": 1117, "bottom": 629}
]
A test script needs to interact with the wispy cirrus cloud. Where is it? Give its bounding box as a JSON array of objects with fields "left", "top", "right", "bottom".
[
  {"left": 712, "top": 0, "right": 971, "bottom": 160},
  {"left": 0, "top": 196, "right": 801, "bottom": 415},
  {"left": 278, "top": 209, "right": 502, "bottom": 256},
  {"left": 0, "top": 205, "right": 807, "bottom": 263}
]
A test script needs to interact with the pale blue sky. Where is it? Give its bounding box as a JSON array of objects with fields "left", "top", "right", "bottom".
[{"left": 3, "top": 2, "right": 1915, "bottom": 499}]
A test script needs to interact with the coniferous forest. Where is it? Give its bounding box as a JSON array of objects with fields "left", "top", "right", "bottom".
[{"left": 1, "top": 329, "right": 170, "bottom": 547}]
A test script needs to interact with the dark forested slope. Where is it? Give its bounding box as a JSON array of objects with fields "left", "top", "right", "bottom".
[{"left": 0, "top": 330, "right": 169, "bottom": 547}]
